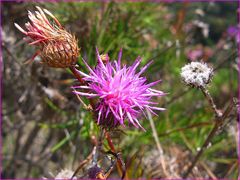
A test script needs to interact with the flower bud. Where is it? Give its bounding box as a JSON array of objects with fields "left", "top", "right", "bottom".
[
  {"left": 15, "top": 6, "right": 80, "bottom": 68},
  {"left": 100, "top": 54, "right": 110, "bottom": 64}
]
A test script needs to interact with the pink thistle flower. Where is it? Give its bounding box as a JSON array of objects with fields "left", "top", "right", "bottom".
[
  {"left": 73, "top": 49, "right": 165, "bottom": 130},
  {"left": 14, "top": 6, "right": 79, "bottom": 68}
]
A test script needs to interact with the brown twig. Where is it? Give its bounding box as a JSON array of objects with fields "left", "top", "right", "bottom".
[
  {"left": 183, "top": 100, "right": 234, "bottom": 178},
  {"left": 104, "top": 158, "right": 117, "bottom": 178},
  {"left": 173, "top": 2, "right": 188, "bottom": 37},
  {"left": 71, "top": 147, "right": 96, "bottom": 179},
  {"left": 105, "top": 131, "right": 126, "bottom": 179},
  {"left": 69, "top": 66, "right": 84, "bottom": 84},
  {"left": 199, "top": 161, "right": 217, "bottom": 179},
  {"left": 224, "top": 160, "right": 238, "bottom": 178},
  {"left": 74, "top": 92, "right": 93, "bottom": 111},
  {"left": 70, "top": 65, "right": 96, "bottom": 110}
]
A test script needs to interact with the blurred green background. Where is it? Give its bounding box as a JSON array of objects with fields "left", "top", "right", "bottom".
[{"left": 2, "top": 1, "right": 238, "bottom": 179}]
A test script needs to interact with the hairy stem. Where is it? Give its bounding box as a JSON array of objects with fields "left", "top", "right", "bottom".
[{"left": 200, "top": 87, "right": 222, "bottom": 118}]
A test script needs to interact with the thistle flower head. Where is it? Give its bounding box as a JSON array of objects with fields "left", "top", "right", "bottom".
[
  {"left": 180, "top": 61, "right": 213, "bottom": 88},
  {"left": 73, "top": 49, "right": 165, "bottom": 130},
  {"left": 14, "top": 6, "right": 79, "bottom": 68}
]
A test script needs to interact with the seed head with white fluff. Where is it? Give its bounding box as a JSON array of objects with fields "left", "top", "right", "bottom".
[{"left": 180, "top": 62, "right": 213, "bottom": 88}]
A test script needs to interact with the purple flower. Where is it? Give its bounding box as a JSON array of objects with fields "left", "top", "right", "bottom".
[
  {"left": 73, "top": 49, "right": 165, "bottom": 130},
  {"left": 227, "top": 26, "right": 240, "bottom": 43},
  {"left": 227, "top": 26, "right": 238, "bottom": 37}
]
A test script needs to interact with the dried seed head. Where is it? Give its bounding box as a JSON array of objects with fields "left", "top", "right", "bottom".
[
  {"left": 40, "top": 31, "right": 79, "bottom": 68},
  {"left": 180, "top": 61, "right": 213, "bottom": 88},
  {"left": 15, "top": 6, "right": 80, "bottom": 68}
]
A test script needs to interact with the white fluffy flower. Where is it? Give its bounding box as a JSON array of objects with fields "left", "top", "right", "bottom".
[
  {"left": 55, "top": 169, "right": 76, "bottom": 180},
  {"left": 180, "top": 62, "right": 213, "bottom": 87}
]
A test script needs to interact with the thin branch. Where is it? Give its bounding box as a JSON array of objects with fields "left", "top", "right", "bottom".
[
  {"left": 105, "top": 131, "right": 125, "bottom": 179},
  {"left": 104, "top": 150, "right": 126, "bottom": 179},
  {"left": 183, "top": 100, "right": 234, "bottom": 178},
  {"left": 200, "top": 87, "right": 222, "bottom": 118},
  {"left": 69, "top": 66, "right": 84, "bottom": 84},
  {"left": 199, "top": 161, "right": 217, "bottom": 179},
  {"left": 104, "top": 158, "right": 117, "bottom": 178},
  {"left": 74, "top": 91, "right": 93, "bottom": 111},
  {"left": 71, "top": 147, "right": 96, "bottom": 179}
]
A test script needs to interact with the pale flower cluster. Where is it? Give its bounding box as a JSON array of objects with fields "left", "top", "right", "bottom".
[{"left": 180, "top": 62, "right": 213, "bottom": 88}]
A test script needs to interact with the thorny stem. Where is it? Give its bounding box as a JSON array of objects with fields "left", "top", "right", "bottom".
[{"left": 183, "top": 100, "right": 234, "bottom": 178}]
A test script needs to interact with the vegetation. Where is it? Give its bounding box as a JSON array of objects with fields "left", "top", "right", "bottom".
[{"left": 2, "top": 1, "right": 238, "bottom": 179}]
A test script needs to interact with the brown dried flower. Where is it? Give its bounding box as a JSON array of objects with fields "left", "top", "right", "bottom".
[{"left": 15, "top": 6, "right": 79, "bottom": 68}]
